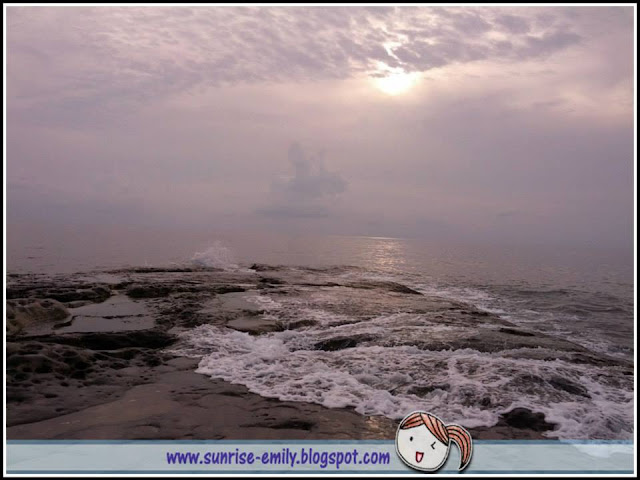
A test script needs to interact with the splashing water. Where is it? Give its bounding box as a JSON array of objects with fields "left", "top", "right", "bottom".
[{"left": 191, "top": 241, "right": 238, "bottom": 270}]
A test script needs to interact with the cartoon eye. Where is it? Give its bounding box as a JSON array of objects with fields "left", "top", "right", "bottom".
[
  {"left": 430, "top": 442, "right": 436, "bottom": 449},
  {"left": 409, "top": 436, "right": 413, "bottom": 441}
]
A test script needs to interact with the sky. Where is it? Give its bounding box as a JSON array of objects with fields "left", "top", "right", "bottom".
[{"left": 5, "top": 5, "right": 636, "bottom": 250}]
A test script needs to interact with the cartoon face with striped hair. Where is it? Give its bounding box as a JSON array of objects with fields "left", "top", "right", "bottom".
[{"left": 395, "top": 411, "right": 473, "bottom": 472}]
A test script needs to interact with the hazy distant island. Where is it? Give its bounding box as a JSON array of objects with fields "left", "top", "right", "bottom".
[{"left": 6, "top": 263, "right": 633, "bottom": 440}]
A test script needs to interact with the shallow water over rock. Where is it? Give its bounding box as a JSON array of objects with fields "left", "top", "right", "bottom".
[{"left": 56, "top": 295, "right": 155, "bottom": 333}]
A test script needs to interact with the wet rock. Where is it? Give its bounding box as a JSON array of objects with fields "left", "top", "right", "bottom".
[
  {"left": 548, "top": 376, "right": 591, "bottom": 398},
  {"left": 126, "top": 284, "right": 173, "bottom": 298},
  {"left": 418, "top": 328, "right": 591, "bottom": 356},
  {"left": 314, "top": 334, "right": 375, "bottom": 351},
  {"left": 26, "top": 329, "right": 176, "bottom": 350},
  {"left": 6, "top": 338, "right": 174, "bottom": 427},
  {"left": 407, "top": 384, "right": 450, "bottom": 396},
  {"left": 249, "top": 420, "right": 315, "bottom": 431},
  {"left": 279, "top": 318, "right": 317, "bottom": 330},
  {"left": 5, "top": 266, "right": 630, "bottom": 441},
  {"left": 128, "top": 267, "right": 196, "bottom": 273},
  {"left": 348, "top": 281, "right": 422, "bottom": 295},
  {"left": 460, "top": 310, "right": 491, "bottom": 317},
  {"left": 301, "top": 282, "right": 342, "bottom": 287},
  {"left": 7, "top": 299, "right": 70, "bottom": 335},
  {"left": 568, "top": 352, "right": 630, "bottom": 368},
  {"left": 43, "top": 286, "right": 111, "bottom": 303},
  {"left": 386, "top": 283, "right": 423, "bottom": 295},
  {"left": 499, "top": 327, "right": 535, "bottom": 337},
  {"left": 250, "top": 264, "right": 273, "bottom": 271},
  {"left": 499, "top": 408, "right": 556, "bottom": 432},
  {"left": 513, "top": 373, "right": 546, "bottom": 385},
  {"left": 259, "top": 277, "right": 286, "bottom": 285},
  {"left": 213, "top": 285, "right": 246, "bottom": 294}
]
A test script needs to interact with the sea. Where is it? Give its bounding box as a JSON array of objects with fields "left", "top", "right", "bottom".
[{"left": 6, "top": 222, "right": 636, "bottom": 439}]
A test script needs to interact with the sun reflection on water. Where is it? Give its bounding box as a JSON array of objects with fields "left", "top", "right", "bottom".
[{"left": 363, "top": 237, "right": 407, "bottom": 272}]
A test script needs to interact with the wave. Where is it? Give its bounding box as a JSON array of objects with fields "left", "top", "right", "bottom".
[
  {"left": 190, "top": 241, "right": 239, "bottom": 270},
  {"left": 169, "top": 283, "right": 634, "bottom": 440},
  {"left": 172, "top": 323, "right": 633, "bottom": 440}
]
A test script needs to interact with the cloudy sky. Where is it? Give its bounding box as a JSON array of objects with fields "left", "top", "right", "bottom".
[{"left": 6, "top": 6, "right": 635, "bottom": 249}]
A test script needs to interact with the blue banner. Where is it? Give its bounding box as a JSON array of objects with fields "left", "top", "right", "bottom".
[{"left": 5, "top": 440, "right": 634, "bottom": 475}]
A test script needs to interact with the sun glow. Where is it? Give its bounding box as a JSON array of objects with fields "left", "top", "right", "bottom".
[{"left": 373, "top": 68, "right": 421, "bottom": 96}]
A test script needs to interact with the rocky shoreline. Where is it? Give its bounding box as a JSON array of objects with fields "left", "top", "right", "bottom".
[{"left": 6, "top": 266, "right": 632, "bottom": 440}]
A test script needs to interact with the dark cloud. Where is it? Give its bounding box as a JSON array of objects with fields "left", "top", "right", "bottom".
[
  {"left": 495, "top": 14, "right": 531, "bottom": 34},
  {"left": 522, "top": 31, "right": 582, "bottom": 58}
]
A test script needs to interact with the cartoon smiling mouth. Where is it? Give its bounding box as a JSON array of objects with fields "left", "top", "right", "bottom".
[{"left": 415, "top": 451, "right": 424, "bottom": 463}]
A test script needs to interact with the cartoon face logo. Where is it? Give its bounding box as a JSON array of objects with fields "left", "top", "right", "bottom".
[{"left": 395, "top": 411, "right": 473, "bottom": 472}]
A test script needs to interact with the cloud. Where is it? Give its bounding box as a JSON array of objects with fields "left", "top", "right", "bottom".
[
  {"left": 5, "top": 6, "right": 634, "bottom": 249},
  {"left": 495, "top": 13, "right": 531, "bottom": 34},
  {"left": 275, "top": 143, "right": 347, "bottom": 201},
  {"left": 257, "top": 142, "right": 347, "bottom": 219},
  {"left": 6, "top": 6, "right": 610, "bottom": 128}
]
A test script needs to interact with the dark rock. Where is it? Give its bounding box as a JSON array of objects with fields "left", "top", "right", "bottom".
[
  {"left": 499, "top": 408, "right": 556, "bottom": 432},
  {"left": 218, "top": 390, "right": 245, "bottom": 397},
  {"left": 548, "top": 376, "right": 591, "bottom": 398},
  {"left": 129, "top": 267, "right": 196, "bottom": 273},
  {"left": 314, "top": 335, "right": 375, "bottom": 351},
  {"left": 44, "top": 286, "right": 111, "bottom": 303},
  {"left": 24, "top": 329, "right": 176, "bottom": 351},
  {"left": 258, "top": 277, "right": 286, "bottom": 285},
  {"left": 513, "top": 373, "right": 546, "bottom": 386},
  {"left": 250, "top": 264, "right": 273, "bottom": 271},
  {"left": 53, "top": 319, "right": 74, "bottom": 329},
  {"left": 407, "top": 384, "right": 450, "bottom": 396},
  {"left": 213, "top": 285, "right": 246, "bottom": 294},
  {"left": 263, "top": 420, "right": 314, "bottom": 431},
  {"left": 348, "top": 281, "right": 422, "bottom": 295},
  {"left": 499, "top": 328, "right": 535, "bottom": 337},
  {"left": 387, "top": 283, "right": 423, "bottom": 295},
  {"left": 460, "top": 310, "right": 491, "bottom": 317},
  {"left": 568, "top": 352, "right": 630, "bottom": 368},
  {"left": 126, "top": 284, "right": 172, "bottom": 298},
  {"left": 279, "top": 318, "right": 317, "bottom": 330}
]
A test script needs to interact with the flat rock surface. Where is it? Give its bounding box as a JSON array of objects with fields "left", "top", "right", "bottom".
[
  {"left": 56, "top": 295, "right": 155, "bottom": 333},
  {"left": 7, "top": 266, "right": 630, "bottom": 440},
  {"left": 8, "top": 358, "right": 396, "bottom": 440}
]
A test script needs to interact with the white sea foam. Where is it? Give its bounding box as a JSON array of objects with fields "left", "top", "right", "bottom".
[
  {"left": 168, "top": 266, "right": 632, "bottom": 440},
  {"left": 171, "top": 319, "right": 633, "bottom": 439},
  {"left": 191, "top": 241, "right": 239, "bottom": 270},
  {"left": 244, "top": 294, "right": 283, "bottom": 311}
]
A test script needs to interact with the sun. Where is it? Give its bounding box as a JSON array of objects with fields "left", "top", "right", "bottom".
[{"left": 373, "top": 69, "right": 421, "bottom": 96}]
